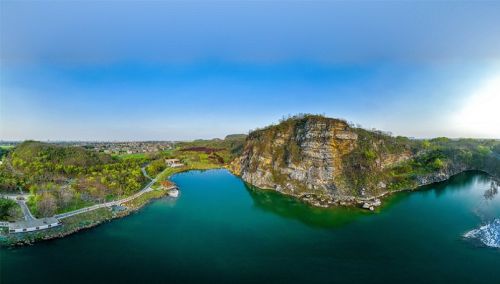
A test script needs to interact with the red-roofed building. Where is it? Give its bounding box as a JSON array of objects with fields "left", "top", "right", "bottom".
[{"left": 160, "top": 180, "right": 176, "bottom": 189}]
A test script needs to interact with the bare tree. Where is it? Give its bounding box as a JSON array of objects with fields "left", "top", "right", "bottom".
[
  {"left": 37, "top": 192, "right": 57, "bottom": 217},
  {"left": 56, "top": 186, "right": 74, "bottom": 208}
]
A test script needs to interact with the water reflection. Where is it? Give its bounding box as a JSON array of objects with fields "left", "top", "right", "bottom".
[
  {"left": 483, "top": 180, "right": 499, "bottom": 201},
  {"left": 244, "top": 183, "right": 370, "bottom": 229},
  {"left": 243, "top": 171, "right": 498, "bottom": 230},
  {"left": 157, "top": 196, "right": 179, "bottom": 207},
  {"left": 418, "top": 171, "right": 485, "bottom": 198}
]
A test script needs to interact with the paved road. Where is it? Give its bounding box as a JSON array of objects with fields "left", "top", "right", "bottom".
[
  {"left": 55, "top": 166, "right": 158, "bottom": 220},
  {"left": 1, "top": 164, "right": 169, "bottom": 231},
  {"left": 141, "top": 167, "right": 153, "bottom": 180},
  {"left": 0, "top": 193, "right": 34, "bottom": 220},
  {"left": 1, "top": 193, "right": 29, "bottom": 201},
  {"left": 17, "top": 199, "right": 35, "bottom": 221}
]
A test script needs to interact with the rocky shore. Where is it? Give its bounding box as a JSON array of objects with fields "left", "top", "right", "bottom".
[
  {"left": 230, "top": 115, "right": 500, "bottom": 211},
  {"left": 234, "top": 147, "right": 492, "bottom": 211},
  {"left": 242, "top": 168, "right": 478, "bottom": 211},
  {"left": 0, "top": 189, "right": 168, "bottom": 247}
]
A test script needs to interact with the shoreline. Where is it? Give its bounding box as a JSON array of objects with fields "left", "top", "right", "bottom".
[
  {"left": 237, "top": 168, "right": 497, "bottom": 210},
  {"left": 0, "top": 189, "right": 168, "bottom": 247},
  {"left": 357, "top": 168, "right": 499, "bottom": 207},
  {"left": 0, "top": 166, "right": 224, "bottom": 247},
  {"left": 2, "top": 168, "right": 495, "bottom": 247}
]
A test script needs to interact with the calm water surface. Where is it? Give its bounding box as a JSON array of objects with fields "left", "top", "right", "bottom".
[{"left": 1, "top": 170, "right": 499, "bottom": 284}]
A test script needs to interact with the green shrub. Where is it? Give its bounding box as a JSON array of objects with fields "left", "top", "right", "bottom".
[
  {"left": 364, "top": 149, "right": 377, "bottom": 160},
  {"left": 432, "top": 158, "right": 445, "bottom": 170},
  {"left": 0, "top": 198, "right": 18, "bottom": 220}
]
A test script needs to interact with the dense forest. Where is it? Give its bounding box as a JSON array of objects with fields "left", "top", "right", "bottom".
[
  {"left": 0, "top": 141, "right": 149, "bottom": 217},
  {"left": 344, "top": 131, "right": 500, "bottom": 193}
]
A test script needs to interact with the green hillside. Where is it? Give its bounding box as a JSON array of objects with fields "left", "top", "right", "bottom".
[{"left": 1, "top": 141, "right": 148, "bottom": 217}]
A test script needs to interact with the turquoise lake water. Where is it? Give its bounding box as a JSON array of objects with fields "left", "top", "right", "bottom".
[{"left": 1, "top": 169, "right": 499, "bottom": 283}]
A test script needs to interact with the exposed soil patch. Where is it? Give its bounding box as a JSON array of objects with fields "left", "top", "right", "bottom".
[{"left": 209, "top": 153, "right": 225, "bottom": 164}]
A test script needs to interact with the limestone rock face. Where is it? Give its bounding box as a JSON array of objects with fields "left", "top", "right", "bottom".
[
  {"left": 230, "top": 115, "right": 498, "bottom": 207},
  {"left": 230, "top": 115, "right": 407, "bottom": 203}
]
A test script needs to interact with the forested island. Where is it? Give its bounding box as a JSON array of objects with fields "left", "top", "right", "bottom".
[{"left": 1, "top": 114, "right": 499, "bottom": 245}]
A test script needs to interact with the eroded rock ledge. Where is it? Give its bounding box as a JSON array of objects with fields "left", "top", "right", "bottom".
[{"left": 230, "top": 115, "right": 500, "bottom": 209}]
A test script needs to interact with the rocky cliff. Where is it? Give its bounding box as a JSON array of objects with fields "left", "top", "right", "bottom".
[{"left": 230, "top": 115, "right": 500, "bottom": 208}]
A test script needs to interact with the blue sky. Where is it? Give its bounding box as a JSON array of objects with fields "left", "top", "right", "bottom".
[{"left": 1, "top": 1, "right": 500, "bottom": 141}]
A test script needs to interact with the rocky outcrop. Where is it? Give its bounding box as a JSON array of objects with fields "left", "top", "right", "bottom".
[
  {"left": 414, "top": 163, "right": 469, "bottom": 186},
  {"left": 230, "top": 115, "right": 499, "bottom": 209},
  {"left": 231, "top": 115, "right": 411, "bottom": 207},
  {"left": 232, "top": 117, "right": 356, "bottom": 195}
]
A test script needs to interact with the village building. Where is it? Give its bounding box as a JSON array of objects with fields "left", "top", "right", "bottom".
[
  {"left": 165, "top": 158, "right": 184, "bottom": 168},
  {"left": 160, "top": 180, "right": 176, "bottom": 189},
  {"left": 160, "top": 180, "right": 179, "bottom": 197}
]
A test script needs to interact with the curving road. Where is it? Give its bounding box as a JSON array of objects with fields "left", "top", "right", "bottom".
[
  {"left": 55, "top": 166, "right": 159, "bottom": 220},
  {"left": 141, "top": 166, "right": 153, "bottom": 180},
  {"left": 18, "top": 199, "right": 36, "bottom": 221},
  {"left": 2, "top": 164, "right": 173, "bottom": 232}
]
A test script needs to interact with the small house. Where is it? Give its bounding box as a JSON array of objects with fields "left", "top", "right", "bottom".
[
  {"left": 165, "top": 158, "right": 184, "bottom": 168},
  {"left": 160, "top": 180, "right": 176, "bottom": 190}
]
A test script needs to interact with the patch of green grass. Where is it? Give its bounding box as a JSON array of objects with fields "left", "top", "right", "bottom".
[
  {"left": 26, "top": 195, "right": 38, "bottom": 216},
  {"left": 123, "top": 189, "right": 166, "bottom": 208},
  {"left": 162, "top": 149, "right": 174, "bottom": 156},
  {"left": 0, "top": 145, "right": 14, "bottom": 150},
  {"left": 55, "top": 199, "right": 95, "bottom": 214},
  {"left": 61, "top": 208, "right": 113, "bottom": 227},
  {"left": 155, "top": 162, "right": 222, "bottom": 183},
  {"left": 156, "top": 167, "right": 186, "bottom": 182},
  {"left": 114, "top": 153, "right": 147, "bottom": 160}
]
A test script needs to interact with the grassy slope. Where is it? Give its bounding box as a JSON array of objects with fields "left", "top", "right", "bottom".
[{"left": 154, "top": 135, "right": 246, "bottom": 183}]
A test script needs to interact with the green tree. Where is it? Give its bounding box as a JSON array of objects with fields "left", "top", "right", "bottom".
[
  {"left": 432, "top": 158, "right": 445, "bottom": 170},
  {"left": 364, "top": 149, "right": 377, "bottom": 161},
  {"left": 422, "top": 140, "right": 431, "bottom": 149},
  {"left": 0, "top": 198, "right": 17, "bottom": 219}
]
